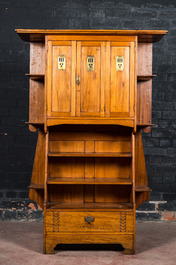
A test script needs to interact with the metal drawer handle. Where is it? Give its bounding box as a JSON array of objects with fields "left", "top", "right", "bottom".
[{"left": 84, "top": 216, "right": 95, "bottom": 224}]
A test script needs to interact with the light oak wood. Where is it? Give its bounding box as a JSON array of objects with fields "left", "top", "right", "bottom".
[
  {"left": 48, "top": 152, "right": 132, "bottom": 157},
  {"left": 16, "top": 29, "right": 167, "bottom": 255},
  {"left": 45, "top": 211, "right": 134, "bottom": 232},
  {"left": 47, "top": 202, "right": 133, "bottom": 210},
  {"left": 16, "top": 29, "right": 167, "bottom": 43},
  {"left": 47, "top": 177, "right": 132, "bottom": 185}
]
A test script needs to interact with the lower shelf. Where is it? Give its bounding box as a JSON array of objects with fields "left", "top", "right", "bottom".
[
  {"left": 47, "top": 202, "right": 133, "bottom": 210},
  {"left": 135, "top": 186, "right": 152, "bottom": 192}
]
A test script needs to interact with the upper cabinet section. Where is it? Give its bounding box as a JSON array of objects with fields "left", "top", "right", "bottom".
[
  {"left": 46, "top": 36, "right": 136, "bottom": 124},
  {"left": 16, "top": 29, "right": 167, "bottom": 130}
]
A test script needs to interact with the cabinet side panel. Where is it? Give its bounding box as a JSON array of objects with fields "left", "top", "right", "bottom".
[
  {"left": 137, "top": 43, "right": 152, "bottom": 75},
  {"left": 137, "top": 43, "right": 152, "bottom": 126},
  {"left": 29, "top": 43, "right": 45, "bottom": 125},
  {"left": 30, "top": 43, "right": 45, "bottom": 74},
  {"left": 30, "top": 131, "right": 45, "bottom": 185},
  {"left": 29, "top": 79, "right": 44, "bottom": 124},
  {"left": 137, "top": 80, "right": 152, "bottom": 125},
  {"left": 29, "top": 131, "right": 45, "bottom": 208}
]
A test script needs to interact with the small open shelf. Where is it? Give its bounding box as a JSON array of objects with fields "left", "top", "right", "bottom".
[
  {"left": 47, "top": 202, "right": 133, "bottom": 210},
  {"left": 135, "top": 186, "right": 152, "bottom": 192},
  {"left": 28, "top": 183, "right": 44, "bottom": 189},
  {"left": 47, "top": 177, "right": 132, "bottom": 185},
  {"left": 48, "top": 152, "right": 132, "bottom": 158},
  {"left": 137, "top": 75, "right": 156, "bottom": 81},
  {"left": 26, "top": 74, "right": 44, "bottom": 81},
  {"left": 137, "top": 123, "right": 155, "bottom": 128}
]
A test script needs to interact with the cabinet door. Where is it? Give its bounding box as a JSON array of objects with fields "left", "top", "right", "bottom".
[
  {"left": 47, "top": 41, "right": 76, "bottom": 117},
  {"left": 76, "top": 41, "right": 105, "bottom": 117},
  {"left": 105, "top": 41, "right": 135, "bottom": 118}
]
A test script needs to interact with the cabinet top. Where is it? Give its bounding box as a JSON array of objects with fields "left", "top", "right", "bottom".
[{"left": 15, "top": 29, "right": 167, "bottom": 43}]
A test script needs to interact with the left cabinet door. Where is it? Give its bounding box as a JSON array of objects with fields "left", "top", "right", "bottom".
[{"left": 47, "top": 41, "right": 76, "bottom": 117}]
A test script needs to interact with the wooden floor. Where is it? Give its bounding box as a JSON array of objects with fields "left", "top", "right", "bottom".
[{"left": 0, "top": 221, "right": 175, "bottom": 265}]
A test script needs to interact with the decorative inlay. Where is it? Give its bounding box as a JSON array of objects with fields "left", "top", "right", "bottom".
[
  {"left": 53, "top": 212, "right": 60, "bottom": 232},
  {"left": 120, "top": 212, "right": 126, "bottom": 232}
]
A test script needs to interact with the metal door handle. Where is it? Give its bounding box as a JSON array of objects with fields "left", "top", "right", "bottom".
[
  {"left": 76, "top": 76, "right": 80, "bottom": 85},
  {"left": 84, "top": 216, "right": 95, "bottom": 224}
]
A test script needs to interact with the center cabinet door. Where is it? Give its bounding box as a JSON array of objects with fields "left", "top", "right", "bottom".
[{"left": 76, "top": 41, "right": 105, "bottom": 117}]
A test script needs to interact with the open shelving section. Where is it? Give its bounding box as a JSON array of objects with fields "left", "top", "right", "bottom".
[{"left": 44, "top": 127, "right": 135, "bottom": 213}]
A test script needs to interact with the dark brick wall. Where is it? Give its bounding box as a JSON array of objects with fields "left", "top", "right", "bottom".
[{"left": 0, "top": 0, "right": 176, "bottom": 214}]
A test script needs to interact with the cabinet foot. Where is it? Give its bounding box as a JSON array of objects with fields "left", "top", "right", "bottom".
[
  {"left": 123, "top": 248, "right": 135, "bottom": 255},
  {"left": 44, "top": 241, "right": 56, "bottom": 254}
]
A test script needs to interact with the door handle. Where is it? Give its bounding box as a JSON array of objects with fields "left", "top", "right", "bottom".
[
  {"left": 84, "top": 216, "right": 95, "bottom": 224},
  {"left": 76, "top": 76, "right": 80, "bottom": 85}
]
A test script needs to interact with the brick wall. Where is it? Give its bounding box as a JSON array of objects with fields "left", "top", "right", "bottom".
[{"left": 0, "top": 0, "right": 176, "bottom": 220}]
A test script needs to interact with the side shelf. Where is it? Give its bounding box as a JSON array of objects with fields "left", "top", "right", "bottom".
[
  {"left": 26, "top": 73, "right": 44, "bottom": 81},
  {"left": 137, "top": 75, "right": 156, "bottom": 81}
]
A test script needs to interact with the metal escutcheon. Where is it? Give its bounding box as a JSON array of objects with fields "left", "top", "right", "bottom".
[
  {"left": 76, "top": 76, "right": 80, "bottom": 85},
  {"left": 84, "top": 216, "right": 95, "bottom": 224}
]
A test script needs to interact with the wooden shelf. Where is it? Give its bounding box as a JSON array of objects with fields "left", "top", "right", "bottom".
[
  {"left": 25, "top": 121, "right": 44, "bottom": 125},
  {"left": 26, "top": 74, "right": 44, "bottom": 81},
  {"left": 47, "top": 202, "right": 133, "bottom": 210},
  {"left": 137, "top": 75, "right": 156, "bottom": 81},
  {"left": 48, "top": 152, "right": 132, "bottom": 158},
  {"left": 135, "top": 186, "right": 152, "bottom": 192},
  {"left": 28, "top": 183, "right": 44, "bottom": 189},
  {"left": 47, "top": 177, "right": 132, "bottom": 185},
  {"left": 137, "top": 123, "right": 155, "bottom": 128}
]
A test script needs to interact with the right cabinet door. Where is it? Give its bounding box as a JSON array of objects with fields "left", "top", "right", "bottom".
[{"left": 105, "top": 41, "right": 135, "bottom": 118}]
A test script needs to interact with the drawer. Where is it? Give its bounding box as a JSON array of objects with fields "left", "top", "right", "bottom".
[{"left": 46, "top": 211, "right": 134, "bottom": 233}]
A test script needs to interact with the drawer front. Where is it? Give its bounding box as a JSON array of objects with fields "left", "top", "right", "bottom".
[{"left": 46, "top": 211, "right": 134, "bottom": 233}]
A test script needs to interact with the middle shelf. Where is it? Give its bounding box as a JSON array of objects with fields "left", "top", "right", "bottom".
[
  {"left": 48, "top": 152, "right": 132, "bottom": 157},
  {"left": 47, "top": 177, "right": 132, "bottom": 185}
]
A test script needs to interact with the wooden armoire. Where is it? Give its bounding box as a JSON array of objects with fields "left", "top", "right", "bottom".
[{"left": 16, "top": 29, "right": 167, "bottom": 254}]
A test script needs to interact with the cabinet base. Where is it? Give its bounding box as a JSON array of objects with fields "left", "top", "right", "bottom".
[{"left": 44, "top": 233, "right": 135, "bottom": 255}]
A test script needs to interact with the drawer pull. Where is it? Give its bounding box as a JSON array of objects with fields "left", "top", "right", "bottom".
[{"left": 84, "top": 216, "right": 95, "bottom": 224}]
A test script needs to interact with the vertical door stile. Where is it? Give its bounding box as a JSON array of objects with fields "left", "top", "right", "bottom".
[
  {"left": 76, "top": 41, "right": 81, "bottom": 117},
  {"left": 46, "top": 41, "right": 52, "bottom": 118},
  {"left": 130, "top": 41, "right": 135, "bottom": 119},
  {"left": 100, "top": 42, "right": 105, "bottom": 117},
  {"left": 105, "top": 42, "right": 110, "bottom": 117},
  {"left": 134, "top": 37, "right": 138, "bottom": 132},
  {"left": 71, "top": 41, "right": 76, "bottom": 116}
]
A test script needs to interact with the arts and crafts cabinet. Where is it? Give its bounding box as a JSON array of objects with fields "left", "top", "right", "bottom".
[{"left": 16, "top": 29, "right": 167, "bottom": 254}]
